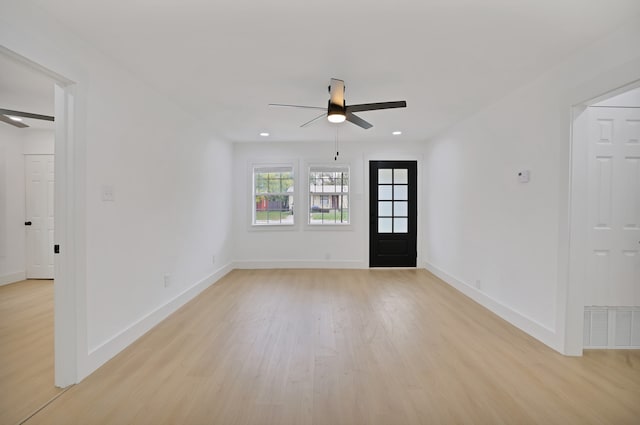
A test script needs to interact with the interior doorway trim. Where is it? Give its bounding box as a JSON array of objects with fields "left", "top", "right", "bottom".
[
  {"left": 0, "top": 45, "right": 83, "bottom": 387},
  {"left": 564, "top": 70, "right": 640, "bottom": 355}
]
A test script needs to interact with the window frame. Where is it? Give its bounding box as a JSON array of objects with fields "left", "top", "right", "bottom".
[
  {"left": 251, "top": 163, "right": 297, "bottom": 228},
  {"left": 306, "top": 163, "right": 352, "bottom": 229}
]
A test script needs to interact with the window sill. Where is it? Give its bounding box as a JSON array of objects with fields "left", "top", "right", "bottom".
[{"left": 304, "top": 223, "right": 353, "bottom": 231}]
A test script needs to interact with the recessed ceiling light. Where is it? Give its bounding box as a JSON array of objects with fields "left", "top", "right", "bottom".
[
  {"left": 259, "top": 132, "right": 269, "bottom": 137},
  {"left": 392, "top": 131, "right": 402, "bottom": 135},
  {"left": 8, "top": 116, "right": 23, "bottom": 122}
]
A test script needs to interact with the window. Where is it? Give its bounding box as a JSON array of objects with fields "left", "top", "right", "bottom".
[
  {"left": 308, "top": 165, "right": 349, "bottom": 225},
  {"left": 253, "top": 166, "right": 294, "bottom": 225},
  {"left": 377, "top": 168, "right": 408, "bottom": 233}
]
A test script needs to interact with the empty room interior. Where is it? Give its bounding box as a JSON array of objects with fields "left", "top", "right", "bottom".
[{"left": 1, "top": 1, "right": 639, "bottom": 424}]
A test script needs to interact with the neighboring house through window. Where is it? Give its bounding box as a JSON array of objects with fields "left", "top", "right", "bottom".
[
  {"left": 253, "top": 165, "right": 294, "bottom": 225},
  {"left": 308, "top": 165, "right": 349, "bottom": 225}
]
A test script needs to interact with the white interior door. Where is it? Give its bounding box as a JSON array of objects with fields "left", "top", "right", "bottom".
[
  {"left": 586, "top": 107, "right": 640, "bottom": 306},
  {"left": 25, "top": 154, "right": 55, "bottom": 279}
]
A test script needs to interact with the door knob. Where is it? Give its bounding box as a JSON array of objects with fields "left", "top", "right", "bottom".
[{"left": 25, "top": 221, "right": 32, "bottom": 226}]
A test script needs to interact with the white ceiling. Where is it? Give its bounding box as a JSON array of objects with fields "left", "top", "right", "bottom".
[{"left": 13, "top": 0, "right": 640, "bottom": 142}]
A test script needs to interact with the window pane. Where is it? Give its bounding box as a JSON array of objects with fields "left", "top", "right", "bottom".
[
  {"left": 309, "top": 167, "right": 350, "bottom": 224},
  {"left": 255, "top": 174, "right": 267, "bottom": 194},
  {"left": 394, "top": 169, "right": 408, "bottom": 184},
  {"left": 378, "top": 169, "right": 392, "bottom": 184},
  {"left": 394, "top": 201, "right": 408, "bottom": 217},
  {"left": 378, "top": 218, "right": 393, "bottom": 233},
  {"left": 378, "top": 201, "right": 392, "bottom": 216},
  {"left": 280, "top": 172, "right": 294, "bottom": 192},
  {"left": 394, "top": 218, "right": 408, "bottom": 233},
  {"left": 378, "top": 185, "right": 393, "bottom": 200},
  {"left": 267, "top": 176, "right": 281, "bottom": 193},
  {"left": 255, "top": 195, "right": 293, "bottom": 224},
  {"left": 254, "top": 166, "right": 294, "bottom": 225},
  {"left": 394, "top": 185, "right": 408, "bottom": 200}
]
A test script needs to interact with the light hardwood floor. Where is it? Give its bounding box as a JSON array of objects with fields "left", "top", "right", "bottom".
[
  {"left": 0, "top": 279, "right": 62, "bottom": 425},
  {"left": 15, "top": 269, "right": 640, "bottom": 424}
]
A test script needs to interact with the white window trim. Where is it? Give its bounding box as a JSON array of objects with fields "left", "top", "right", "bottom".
[
  {"left": 304, "top": 163, "right": 353, "bottom": 230},
  {"left": 249, "top": 161, "right": 299, "bottom": 230}
]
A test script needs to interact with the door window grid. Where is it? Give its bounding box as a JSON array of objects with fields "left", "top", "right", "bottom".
[{"left": 378, "top": 168, "right": 408, "bottom": 233}]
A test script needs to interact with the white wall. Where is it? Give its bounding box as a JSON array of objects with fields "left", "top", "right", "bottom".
[
  {"left": 23, "top": 129, "right": 54, "bottom": 154},
  {"left": 233, "top": 140, "right": 425, "bottom": 268},
  {"left": 1, "top": 4, "right": 235, "bottom": 381},
  {"left": 594, "top": 87, "right": 640, "bottom": 107},
  {"left": 0, "top": 124, "right": 26, "bottom": 285},
  {"left": 424, "top": 17, "right": 640, "bottom": 352}
]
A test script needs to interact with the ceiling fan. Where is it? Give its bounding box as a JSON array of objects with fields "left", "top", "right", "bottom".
[
  {"left": 269, "top": 78, "right": 406, "bottom": 129},
  {"left": 0, "top": 108, "right": 55, "bottom": 128}
]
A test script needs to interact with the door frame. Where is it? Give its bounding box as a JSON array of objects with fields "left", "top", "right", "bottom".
[
  {"left": 564, "top": 74, "right": 640, "bottom": 355},
  {"left": 364, "top": 152, "right": 423, "bottom": 269},
  {"left": 0, "top": 42, "right": 85, "bottom": 387},
  {"left": 369, "top": 160, "right": 418, "bottom": 267}
]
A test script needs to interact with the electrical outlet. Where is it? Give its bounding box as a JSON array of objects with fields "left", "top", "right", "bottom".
[
  {"left": 212, "top": 255, "right": 216, "bottom": 265},
  {"left": 164, "top": 274, "right": 171, "bottom": 288},
  {"left": 324, "top": 252, "right": 331, "bottom": 260},
  {"left": 475, "top": 279, "right": 482, "bottom": 290}
]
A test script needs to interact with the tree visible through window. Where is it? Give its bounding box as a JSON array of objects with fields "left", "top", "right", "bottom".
[
  {"left": 309, "top": 166, "right": 349, "bottom": 224},
  {"left": 253, "top": 166, "right": 294, "bottom": 225}
]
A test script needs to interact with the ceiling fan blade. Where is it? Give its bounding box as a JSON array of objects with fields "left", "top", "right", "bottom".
[
  {"left": 0, "top": 108, "right": 54, "bottom": 121},
  {"left": 329, "top": 78, "right": 345, "bottom": 107},
  {"left": 346, "top": 112, "right": 373, "bottom": 129},
  {"left": 268, "top": 103, "right": 325, "bottom": 110},
  {"left": 346, "top": 101, "right": 407, "bottom": 113},
  {"left": 0, "top": 114, "right": 29, "bottom": 128},
  {"left": 300, "top": 112, "right": 327, "bottom": 128}
]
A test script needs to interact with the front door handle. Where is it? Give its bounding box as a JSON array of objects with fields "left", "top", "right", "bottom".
[{"left": 25, "top": 221, "right": 32, "bottom": 226}]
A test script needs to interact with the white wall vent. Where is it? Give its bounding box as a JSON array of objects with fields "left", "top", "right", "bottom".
[{"left": 584, "top": 307, "right": 640, "bottom": 349}]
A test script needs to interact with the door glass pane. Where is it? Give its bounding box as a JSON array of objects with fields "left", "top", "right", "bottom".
[
  {"left": 378, "top": 185, "right": 393, "bottom": 200},
  {"left": 378, "top": 201, "right": 392, "bottom": 216},
  {"left": 378, "top": 218, "right": 393, "bottom": 233},
  {"left": 394, "top": 169, "right": 408, "bottom": 184},
  {"left": 394, "top": 185, "right": 408, "bottom": 200},
  {"left": 378, "top": 169, "right": 393, "bottom": 184},
  {"left": 394, "top": 218, "right": 408, "bottom": 233},
  {"left": 394, "top": 201, "right": 408, "bottom": 217}
]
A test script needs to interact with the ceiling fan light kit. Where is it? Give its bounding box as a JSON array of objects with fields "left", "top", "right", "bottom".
[
  {"left": 0, "top": 108, "right": 55, "bottom": 129},
  {"left": 269, "top": 78, "right": 406, "bottom": 129},
  {"left": 327, "top": 101, "right": 346, "bottom": 123}
]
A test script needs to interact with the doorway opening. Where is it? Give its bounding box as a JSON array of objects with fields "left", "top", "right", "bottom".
[
  {"left": 369, "top": 160, "right": 418, "bottom": 267},
  {"left": 0, "top": 43, "right": 79, "bottom": 399},
  {"left": 568, "top": 81, "right": 640, "bottom": 353}
]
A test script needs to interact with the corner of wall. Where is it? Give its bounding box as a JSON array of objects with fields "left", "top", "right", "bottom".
[
  {"left": 0, "top": 271, "right": 27, "bottom": 286},
  {"left": 424, "top": 261, "right": 562, "bottom": 353},
  {"left": 79, "top": 262, "right": 234, "bottom": 381}
]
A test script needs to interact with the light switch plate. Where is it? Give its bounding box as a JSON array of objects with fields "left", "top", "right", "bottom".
[{"left": 102, "top": 185, "right": 115, "bottom": 201}]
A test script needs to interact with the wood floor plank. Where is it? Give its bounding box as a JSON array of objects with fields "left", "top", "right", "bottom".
[
  {"left": 15, "top": 269, "right": 640, "bottom": 424},
  {"left": 0, "top": 279, "right": 61, "bottom": 425}
]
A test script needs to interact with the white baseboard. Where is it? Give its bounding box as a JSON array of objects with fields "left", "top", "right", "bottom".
[
  {"left": 233, "top": 260, "right": 366, "bottom": 269},
  {"left": 0, "top": 271, "right": 26, "bottom": 286},
  {"left": 81, "top": 263, "right": 233, "bottom": 380},
  {"left": 424, "top": 261, "right": 560, "bottom": 352}
]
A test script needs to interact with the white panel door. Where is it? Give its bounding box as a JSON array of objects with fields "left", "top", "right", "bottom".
[
  {"left": 25, "top": 154, "right": 55, "bottom": 279},
  {"left": 586, "top": 107, "right": 640, "bottom": 306}
]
